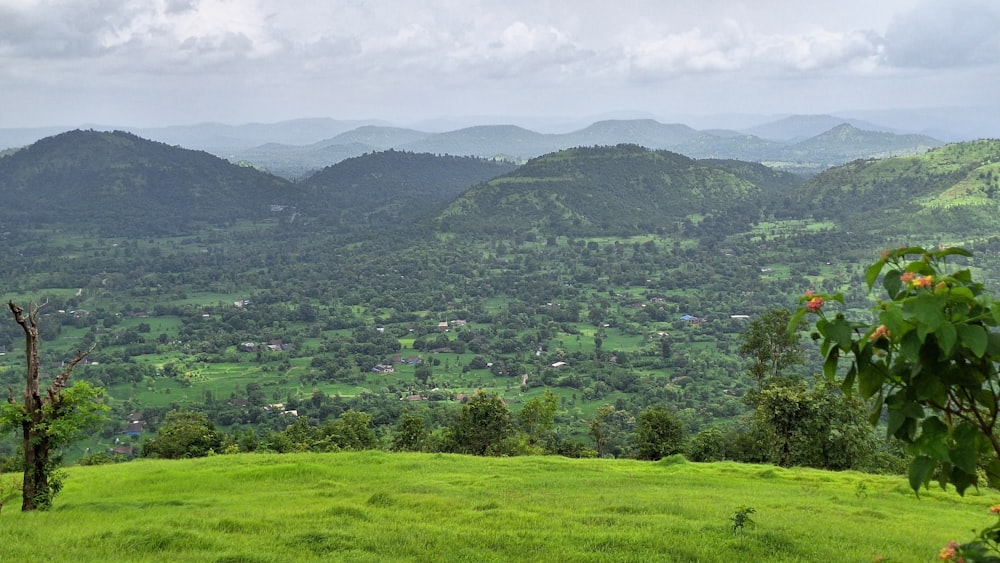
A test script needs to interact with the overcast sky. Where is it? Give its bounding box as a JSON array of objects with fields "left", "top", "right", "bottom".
[{"left": 1, "top": 0, "right": 998, "bottom": 129}]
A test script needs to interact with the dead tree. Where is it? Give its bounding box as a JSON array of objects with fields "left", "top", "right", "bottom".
[{"left": 6, "top": 301, "right": 98, "bottom": 511}]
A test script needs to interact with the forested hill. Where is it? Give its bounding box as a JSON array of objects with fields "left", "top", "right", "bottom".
[
  {"left": 0, "top": 130, "right": 301, "bottom": 235},
  {"left": 300, "top": 150, "right": 517, "bottom": 234},
  {"left": 434, "top": 144, "right": 803, "bottom": 237},
  {"left": 786, "top": 138, "right": 1000, "bottom": 239}
]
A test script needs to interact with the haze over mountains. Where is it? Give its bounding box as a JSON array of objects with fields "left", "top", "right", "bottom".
[{"left": 0, "top": 111, "right": 960, "bottom": 180}]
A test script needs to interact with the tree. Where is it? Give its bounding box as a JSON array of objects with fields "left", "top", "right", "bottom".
[
  {"left": 794, "top": 246, "right": 1000, "bottom": 493},
  {"left": 750, "top": 381, "right": 874, "bottom": 469},
  {"left": 449, "top": 391, "right": 513, "bottom": 455},
  {"left": 589, "top": 404, "right": 635, "bottom": 458},
  {"left": 634, "top": 405, "right": 686, "bottom": 460},
  {"left": 739, "top": 309, "right": 803, "bottom": 391},
  {"left": 321, "top": 409, "right": 378, "bottom": 450},
  {"left": 517, "top": 389, "right": 558, "bottom": 447},
  {"left": 142, "top": 410, "right": 222, "bottom": 459},
  {"left": 392, "top": 410, "right": 429, "bottom": 452},
  {"left": 0, "top": 301, "right": 107, "bottom": 511}
]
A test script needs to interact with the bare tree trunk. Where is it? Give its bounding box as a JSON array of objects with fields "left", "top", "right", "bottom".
[{"left": 8, "top": 301, "right": 92, "bottom": 511}]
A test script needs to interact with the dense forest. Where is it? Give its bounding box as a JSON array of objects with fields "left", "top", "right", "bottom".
[{"left": 2, "top": 130, "right": 1000, "bottom": 473}]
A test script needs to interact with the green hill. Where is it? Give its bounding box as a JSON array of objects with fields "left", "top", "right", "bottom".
[
  {"left": 0, "top": 130, "right": 301, "bottom": 235},
  {"left": 0, "top": 452, "right": 994, "bottom": 562},
  {"left": 434, "top": 144, "right": 799, "bottom": 237},
  {"left": 301, "top": 150, "right": 518, "bottom": 233},
  {"left": 789, "top": 138, "right": 1000, "bottom": 238}
]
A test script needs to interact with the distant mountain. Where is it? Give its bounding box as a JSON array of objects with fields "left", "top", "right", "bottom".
[
  {"left": 742, "top": 114, "right": 894, "bottom": 142},
  {"left": 556, "top": 120, "right": 703, "bottom": 149},
  {"left": 789, "top": 139, "right": 1000, "bottom": 238},
  {"left": 130, "top": 118, "right": 392, "bottom": 153},
  {"left": 229, "top": 118, "right": 942, "bottom": 178},
  {"left": 0, "top": 130, "right": 301, "bottom": 235},
  {"left": 301, "top": 150, "right": 518, "bottom": 233},
  {"left": 399, "top": 125, "right": 553, "bottom": 158},
  {"left": 781, "top": 124, "right": 941, "bottom": 165},
  {"left": 433, "top": 144, "right": 801, "bottom": 237}
]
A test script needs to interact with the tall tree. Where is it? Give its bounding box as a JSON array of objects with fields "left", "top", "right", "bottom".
[
  {"left": 0, "top": 301, "right": 106, "bottom": 511},
  {"left": 738, "top": 309, "right": 803, "bottom": 391},
  {"left": 634, "top": 405, "right": 686, "bottom": 461}
]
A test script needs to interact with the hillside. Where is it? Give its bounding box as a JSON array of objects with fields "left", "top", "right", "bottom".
[
  {"left": 0, "top": 130, "right": 301, "bottom": 235},
  {"left": 789, "top": 138, "right": 1000, "bottom": 238},
  {"left": 0, "top": 452, "right": 994, "bottom": 561},
  {"left": 780, "top": 123, "right": 942, "bottom": 165},
  {"left": 300, "top": 150, "right": 518, "bottom": 233},
  {"left": 434, "top": 144, "right": 798, "bottom": 237}
]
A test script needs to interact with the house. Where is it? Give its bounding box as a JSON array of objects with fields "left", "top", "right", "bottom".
[
  {"left": 550, "top": 361, "right": 568, "bottom": 369},
  {"left": 437, "top": 322, "right": 450, "bottom": 331},
  {"left": 372, "top": 364, "right": 395, "bottom": 374},
  {"left": 122, "top": 421, "right": 145, "bottom": 436},
  {"left": 406, "top": 356, "right": 423, "bottom": 365}
]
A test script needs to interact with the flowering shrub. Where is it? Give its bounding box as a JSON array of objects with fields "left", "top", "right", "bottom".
[
  {"left": 792, "top": 246, "right": 1000, "bottom": 495},
  {"left": 937, "top": 504, "right": 1000, "bottom": 562}
]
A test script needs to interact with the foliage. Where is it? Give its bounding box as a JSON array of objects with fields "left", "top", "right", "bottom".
[
  {"left": 795, "top": 246, "right": 1000, "bottom": 495},
  {"left": 142, "top": 410, "right": 222, "bottom": 459},
  {"left": 589, "top": 404, "right": 636, "bottom": 458},
  {"left": 738, "top": 309, "right": 803, "bottom": 391},
  {"left": 517, "top": 389, "right": 558, "bottom": 447},
  {"left": 941, "top": 505, "right": 1000, "bottom": 562},
  {"left": 633, "top": 405, "right": 686, "bottom": 461},
  {"left": 730, "top": 505, "right": 756, "bottom": 537},
  {"left": 391, "top": 411, "right": 430, "bottom": 452},
  {"left": 447, "top": 391, "right": 513, "bottom": 456},
  {"left": 750, "top": 380, "right": 875, "bottom": 470}
]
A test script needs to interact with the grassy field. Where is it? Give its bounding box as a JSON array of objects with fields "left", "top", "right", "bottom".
[{"left": 1, "top": 452, "right": 996, "bottom": 562}]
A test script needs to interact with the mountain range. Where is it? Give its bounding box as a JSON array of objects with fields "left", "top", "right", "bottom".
[
  {"left": 0, "top": 114, "right": 948, "bottom": 180},
  {"left": 1, "top": 129, "right": 996, "bottom": 245}
]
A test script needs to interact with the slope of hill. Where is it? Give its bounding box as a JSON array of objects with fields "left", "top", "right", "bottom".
[
  {"left": 0, "top": 452, "right": 992, "bottom": 562},
  {"left": 781, "top": 124, "right": 942, "bottom": 164},
  {"left": 433, "top": 144, "right": 798, "bottom": 237},
  {"left": 743, "top": 114, "right": 894, "bottom": 141},
  {"left": 398, "top": 124, "right": 552, "bottom": 158},
  {"left": 789, "top": 138, "right": 1000, "bottom": 237},
  {"left": 0, "top": 130, "right": 301, "bottom": 235},
  {"left": 300, "top": 150, "right": 518, "bottom": 233}
]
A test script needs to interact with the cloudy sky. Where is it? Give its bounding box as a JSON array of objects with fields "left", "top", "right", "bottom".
[{"left": 1, "top": 0, "right": 998, "bottom": 129}]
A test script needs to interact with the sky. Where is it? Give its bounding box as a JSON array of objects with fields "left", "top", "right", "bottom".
[{"left": 1, "top": 0, "right": 998, "bottom": 129}]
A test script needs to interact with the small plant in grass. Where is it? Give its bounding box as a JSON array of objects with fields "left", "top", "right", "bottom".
[
  {"left": 855, "top": 481, "right": 869, "bottom": 499},
  {"left": 730, "top": 506, "right": 756, "bottom": 540}
]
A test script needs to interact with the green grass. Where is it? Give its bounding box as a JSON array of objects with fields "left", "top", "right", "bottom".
[{"left": 1, "top": 453, "right": 995, "bottom": 561}]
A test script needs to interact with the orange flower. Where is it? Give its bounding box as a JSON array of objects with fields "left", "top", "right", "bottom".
[
  {"left": 900, "top": 271, "right": 916, "bottom": 283},
  {"left": 990, "top": 504, "right": 1000, "bottom": 514},
  {"left": 806, "top": 297, "right": 824, "bottom": 312},
  {"left": 804, "top": 290, "right": 816, "bottom": 297},
  {"left": 939, "top": 541, "right": 961, "bottom": 561},
  {"left": 871, "top": 325, "right": 891, "bottom": 340}
]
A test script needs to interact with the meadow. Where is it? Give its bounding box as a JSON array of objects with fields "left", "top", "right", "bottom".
[{"left": 1, "top": 452, "right": 995, "bottom": 562}]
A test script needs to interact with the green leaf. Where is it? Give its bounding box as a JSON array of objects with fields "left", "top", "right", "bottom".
[
  {"left": 857, "top": 362, "right": 885, "bottom": 399},
  {"left": 908, "top": 455, "right": 936, "bottom": 493},
  {"left": 986, "top": 459, "right": 1000, "bottom": 489},
  {"left": 957, "top": 324, "right": 988, "bottom": 358},
  {"left": 882, "top": 269, "right": 902, "bottom": 297},
  {"left": 904, "top": 295, "right": 946, "bottom": 331},
  {"left": 823, "top": 347, "right": 840, "bottom": 381},
  {"left": 840, "top": 363, "right": 856, "bottom": 395},
  {"left": 936, "top": 322, "right": 957, "bottom": 357},
  {"left": 820, "top": 316, "right": 853, "bottom": 352},
  {"left": 949, "top": 424, "right": 980, "bottom": 476},
  {"left": 865, "top": 258, "right": 887, "bottom": 289},
  {"left": 916, "top": 416, "right": 949, "bottom": 462}
]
